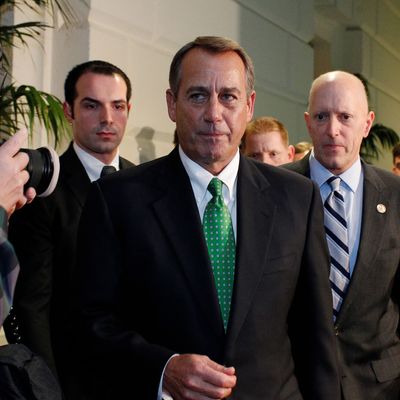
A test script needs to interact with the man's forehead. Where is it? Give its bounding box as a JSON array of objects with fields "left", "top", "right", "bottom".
[{"left": 309, "top": 81, "right": 366, "bottom": 112}]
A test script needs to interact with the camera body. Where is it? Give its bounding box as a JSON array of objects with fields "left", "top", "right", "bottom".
[{"left": 1, "top": 139, "right": 60, "bottom": 197}]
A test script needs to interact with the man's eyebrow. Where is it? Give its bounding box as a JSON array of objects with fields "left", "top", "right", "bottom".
[
  {"left": 80, "top": 97, "right": 127, "bottom": 104},
  {"left": 185, "top": 86, "right": 241, "bottom": 94},
  {"left": 185, "top": 86, "right": 208, "bottom": 94},
  {"left": 81, "top": 97, "right": 100, "bottom": 103}
]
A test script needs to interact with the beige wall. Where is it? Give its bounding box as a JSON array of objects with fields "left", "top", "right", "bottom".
[{"left": 11, "top": 0, "right": 400, "bottom": 170}]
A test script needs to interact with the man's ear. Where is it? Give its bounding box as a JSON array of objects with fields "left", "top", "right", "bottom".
[
  {"left": 288, "top": 145, "right": 295, "bottom": 162},
  {"left": 63, "top": 102, "right": 73, "bottom": 122},
  {"left": 304, "top": 112, "right": 312, "bottom": 134},
  {"left": 166, "top": 89, "right": 177, "bottom": 122},
  {"left": 363, "top": 110, "right": 375, "bottom": 138},
  {"left": 246, "top": 91, "right": 256, "bottom": 122}
]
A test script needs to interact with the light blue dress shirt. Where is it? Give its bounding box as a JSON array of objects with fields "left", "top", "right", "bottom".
[{"left": 309, "top": 151, "right": 364, "bottom": 275}]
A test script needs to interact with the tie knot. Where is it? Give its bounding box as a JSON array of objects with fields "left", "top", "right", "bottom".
[
  {"left": 101, "top": 165, "right": 117, "bottom": 177},
  {"left": 327, "top": 176, "right": 341, "bottom": 192},
  {"left": 207, "top": 178, "right": 223, "bottom": 198}
]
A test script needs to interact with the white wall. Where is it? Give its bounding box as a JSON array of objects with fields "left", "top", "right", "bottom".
[
  {"left": 12, "top": 0, "right": 315, "bottom": 163},
  {"left": 314, "top": 0, "right": 400, "bottom": 170},
  {"left": 11, "top": 0, "right": 400, "bottom": 170}
]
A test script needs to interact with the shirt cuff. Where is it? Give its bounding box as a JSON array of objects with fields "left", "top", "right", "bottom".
[{"left": 157, "top": 353, "right": 179, "bottom": 400}]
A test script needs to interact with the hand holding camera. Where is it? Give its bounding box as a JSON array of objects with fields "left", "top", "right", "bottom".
[{"left": 0, "top": 128, "right": 59, "bottom": 216}]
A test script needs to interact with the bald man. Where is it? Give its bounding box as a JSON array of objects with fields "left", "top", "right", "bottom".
[{"left": 285, "top": 71, "right": 400, "bottom": 400}]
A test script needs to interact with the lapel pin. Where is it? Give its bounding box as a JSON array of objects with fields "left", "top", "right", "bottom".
[{"left": 376, "top": 204, "right": 386, "bottom": 214}]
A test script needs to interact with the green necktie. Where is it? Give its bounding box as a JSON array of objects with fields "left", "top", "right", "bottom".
[{"left": 203, "top": 178, "right": 236, "bottom": 331}]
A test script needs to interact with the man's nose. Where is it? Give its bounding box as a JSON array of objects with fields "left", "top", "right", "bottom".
[
  {"left": 326, "top": 117, "right": 340, "bottom": 137},
  {"left": 100, "top": 106, "right": 113, "bottom": 124},
  {"left": 204, "top": 95, "right": 222, "bottom": 123}
]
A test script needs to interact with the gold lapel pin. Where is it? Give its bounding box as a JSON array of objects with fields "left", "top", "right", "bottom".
[{"left": 376, "top": 204, "right": 386, "bottom": 214}]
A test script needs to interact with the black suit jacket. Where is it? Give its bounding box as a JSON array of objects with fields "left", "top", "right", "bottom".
[
  {"left": 6, "top": 143, "right": 134, "bottom": 398},
  {"left": 285, "top": 154, "right": 400, "bottom": 400},
  {"left": 77, "top": 149, "right": 340, "bottom": 399}
]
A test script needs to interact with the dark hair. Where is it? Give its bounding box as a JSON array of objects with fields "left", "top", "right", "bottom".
[
  {"left": 64, "top": 60, "right": 132, "bottom": 108},
  {"left": 169, "top": 36, "right": 254, "bottom": 97}
]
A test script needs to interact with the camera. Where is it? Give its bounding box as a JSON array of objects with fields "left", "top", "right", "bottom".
[
  {"left": 1, "top": 138, "right": 60, "bottom": 197},
  {"left": 20, "top": 146, "right": 60, "bottom": 197}
]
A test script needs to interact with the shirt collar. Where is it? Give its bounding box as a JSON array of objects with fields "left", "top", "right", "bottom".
[
  {"left": 309, "top": 150, "right": 362, "bottom": 193},
  {"left": 178, "top": 145, "right": 239, "bottom": 203},
  {"left": 73, "top": 142, "right": 120, "bottom": 182}
]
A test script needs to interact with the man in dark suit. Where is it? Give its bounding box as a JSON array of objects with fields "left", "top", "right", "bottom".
[
  {"left": 285, "top": 70, "right": 400, "bottom": 399},
  {"left": 77, "top": 36, "right": 340, "bottom": 399},
  {"left": 5, "top": 60, "right": 134, "bottom": 399}
]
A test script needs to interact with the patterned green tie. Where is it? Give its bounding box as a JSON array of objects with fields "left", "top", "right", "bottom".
[{"left": 203, "top": 178, "right": 236, "bottom": 331}]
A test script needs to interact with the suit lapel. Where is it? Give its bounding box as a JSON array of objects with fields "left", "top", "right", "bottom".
[
  {"left": 61, "top": 144, "right": 91, "bottom": 207},
  {"left": 337, "top": 163, "right": 388, "bottom": 322},
  {"left": 227, "top": 157, "right": 276, "bottom": 345},
  {"left": 151, "top": 150, "right": 223, "bottom": 334}
]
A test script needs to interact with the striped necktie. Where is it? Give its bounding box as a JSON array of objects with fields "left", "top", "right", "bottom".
[
  {"left": 324, "top": 176, "right": 350, "bottom": 321},
  {"left": 203, "top": 178, "right": 236, "bottom": 331}
]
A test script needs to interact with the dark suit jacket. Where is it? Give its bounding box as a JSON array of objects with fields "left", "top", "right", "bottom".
[
  {"left": 285, "top": 154, "right": 400, "bottom": 400},
  {"left": 6, "top": 143, "right": 134, "bottom": 398},
  {"left": 77, "top": 149, "right": 340, "bottom": 399}
]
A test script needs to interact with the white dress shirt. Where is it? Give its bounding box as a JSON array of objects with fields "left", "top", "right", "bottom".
[
  {"left": 158, "top": 146, "right": 240, "bottom": 400},
  {"left": 73, "top": 142, "right": 120, "bottom": 182}
]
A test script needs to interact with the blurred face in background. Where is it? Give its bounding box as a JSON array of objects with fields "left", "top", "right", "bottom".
[{"left": 244, "top": 130, "right": 294, "bottom": 166}]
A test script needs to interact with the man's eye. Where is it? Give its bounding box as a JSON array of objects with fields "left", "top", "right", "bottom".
[
  {"left": 84, "top": 103, "right": 97, "bottom": 110},
  {"left": 316, "top": 113, "right": 327, "bottom": 121},
  {"left": 221, "top": 93, "right": 236, "bottom": 102},
  {"left": 189, "top": 93, "right": 207, "bottom": 102},
  {"left": 114, "top": 103, "right": 126, "bottom": 111},
  {"left": 341, "top": 114, "right": 351, "bottom": 120}
]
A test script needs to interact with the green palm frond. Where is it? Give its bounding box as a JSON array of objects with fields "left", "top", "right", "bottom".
[
  {"left": 361, "top": 123, "right": 399, "bottom": 163},
  {"left": 0, "top": 0, "right": 78, "bottom": 146},
  {"left": 0, "top": 83, "right": 71, "bottom": 146}
]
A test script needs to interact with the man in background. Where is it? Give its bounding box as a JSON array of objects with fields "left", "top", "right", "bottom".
[
  {"left": 293, "top": 141, "right": 312, "bottom": 161},
  {"left": 5, "top": 60, "right": 134, "bottom": 399},
  {"left": 285, "top": 70, "right": 400, "bottom": 399},
  {"left": 392, "top": 142, "right": 400, "bottom": 176},
  {"left": 77, "top": 36, "right": 339, "bottom": 399},
  {"left": 241, "top": 116, "right": 294, "bottom": 165}
]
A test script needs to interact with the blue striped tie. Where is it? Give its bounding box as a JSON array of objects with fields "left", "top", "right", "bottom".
[{"left": 324, "top": 176, "right": 350, "bottom": 321}]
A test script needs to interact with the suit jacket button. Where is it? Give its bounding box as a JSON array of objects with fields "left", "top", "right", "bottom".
[{"left": 334, "top": 326, "right": 339, "bottom": 336}]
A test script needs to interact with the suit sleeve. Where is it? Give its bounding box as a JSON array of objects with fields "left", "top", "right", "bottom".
[
  {"left": 289, "top": 181, "right": 341, "bottom": 400},
  {"left": 7, "top": 198, "right": 56, "bottom": 373},
  {"left": 0, "top": 207, "right": 19, "bottom": 326},
  {"left": 77, "top": 181, "right": 175, "bottom": 398}
]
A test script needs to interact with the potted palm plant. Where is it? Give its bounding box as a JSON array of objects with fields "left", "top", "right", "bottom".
[{"left": 0, "top": 0, "right": 76, "bottom": 147}]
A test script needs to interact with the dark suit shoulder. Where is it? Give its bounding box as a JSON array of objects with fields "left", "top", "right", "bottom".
[
  {"left": 244, "top": 156, "right": 314, "bottom": 188},
  {"left": 364, "top": 163, "right": 400, "bottom": 188}
]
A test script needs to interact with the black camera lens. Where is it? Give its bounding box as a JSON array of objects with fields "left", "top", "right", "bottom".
[{"left": 20, "top": 146, "right": 60, "bottom": 197}]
